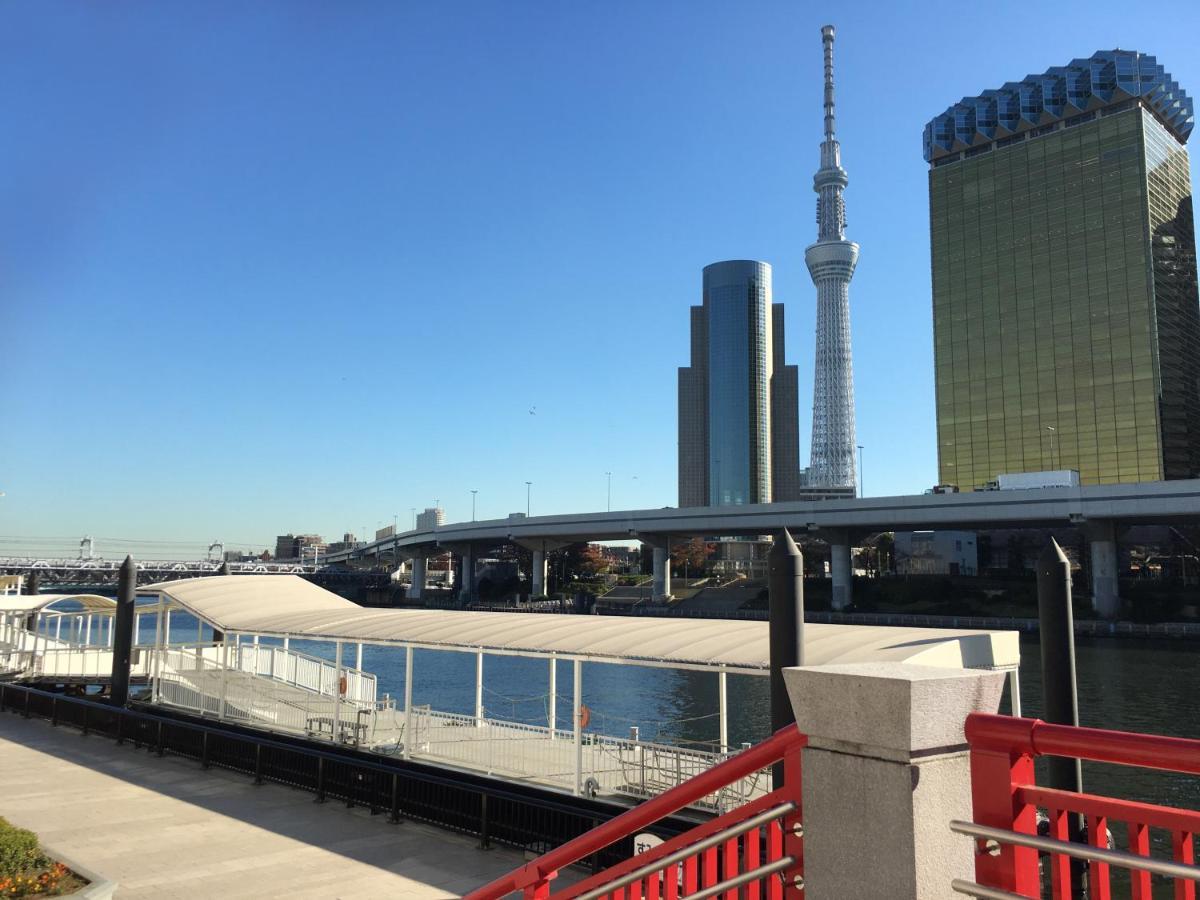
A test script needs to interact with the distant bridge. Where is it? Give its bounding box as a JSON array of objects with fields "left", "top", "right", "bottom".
[{"left": 0, "top": 558, "right": 318, "bottom": 587}]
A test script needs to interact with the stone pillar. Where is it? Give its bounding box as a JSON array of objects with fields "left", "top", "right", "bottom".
[
  {"left": 532, "top": 549, "right": 547, "bottom": 598},
  {"left": 406, "top": 556, "right": 427, "bottom": 600},
  {"left": 652, "top": 545, "right": 671, "bottom": 602},
  {"left": 784, "top": 663, "right": 1005, "bottom": 900},
  {"left": 1086, "top": 519, "right": 1120, "bottom": 619},
  {"left": 829, "top": 532, "right": 852, "bottom": 610}
]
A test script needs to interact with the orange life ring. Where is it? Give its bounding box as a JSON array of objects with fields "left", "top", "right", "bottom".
[
  {"left": 338, "top": 674, "right": 347, "bottom": 696},
  {"left": 579, "top": 704, "right": 591, "bottom": 730}
]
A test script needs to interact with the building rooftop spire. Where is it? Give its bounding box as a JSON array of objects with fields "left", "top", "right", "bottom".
[
  {"left": 822, "top": 24, "right": 837, "bottom": 141},
  {"left": 813, "top": 24, "right": 848, "bottom": 243}
]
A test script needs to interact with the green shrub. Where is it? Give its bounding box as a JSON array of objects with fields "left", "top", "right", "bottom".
[{"left": 0, "top": 817, "right": 45, "bottom": 878}]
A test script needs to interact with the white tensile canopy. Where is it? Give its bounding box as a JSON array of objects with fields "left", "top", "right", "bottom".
[
  {"left": 0, "top": 594, "right": 117, "bottom": 615},
  {"left": 141, "top": 575, "right": 1020, "bottom": 676}
]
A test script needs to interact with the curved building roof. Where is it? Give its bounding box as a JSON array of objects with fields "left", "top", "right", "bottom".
[
  {"left": 924, "top": 49, "right": 1194, "bottom": 162},
  {"left": 142, "top": 576, "right": 1020, "bottom": 676}
]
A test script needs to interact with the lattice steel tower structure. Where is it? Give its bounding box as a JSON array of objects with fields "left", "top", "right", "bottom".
[{"left": 805, "top": 24, "right": 859, "bottom": 489}]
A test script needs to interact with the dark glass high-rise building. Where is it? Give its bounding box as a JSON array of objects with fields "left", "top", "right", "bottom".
[
  {"left": 678, "top": 261, "right": 802, "bottom": 507},
  {"left": 924, "top": 50, "right": 1198, "bottom": 489}
]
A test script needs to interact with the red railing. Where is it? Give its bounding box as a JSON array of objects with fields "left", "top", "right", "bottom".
[
  {"left": 956, "top": 712, "right": 1200, "bottom": 899},
  {"left": 467, "top": 725, "right": 806, "bottom": 900}
]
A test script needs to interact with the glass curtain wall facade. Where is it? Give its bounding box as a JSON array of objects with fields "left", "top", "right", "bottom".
[
  {"left": 678, "top": 261, "right": 802, "bottom": 506},
  {"left": 927, "top": 52, "right": 1198, "bottom": 490},
  {"left": 707, "top": 261, "right": 772, "bottom": 505}
]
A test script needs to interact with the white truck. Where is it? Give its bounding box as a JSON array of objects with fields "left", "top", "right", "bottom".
[{"left": 995, "top": 470, "right": 1081, "bottom": 490}]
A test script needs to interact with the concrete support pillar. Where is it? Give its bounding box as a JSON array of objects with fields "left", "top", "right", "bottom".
[
  {"left": 784, "top": 663, "right": 1005, "bottom": 900},
  {"left": 532, "top": 549, "right": 547, "bottom": 598},
  {"left": 407, "top": 556, "right": 427, "bottom": 600},
  {"left": 652, "top": 545, "right": 671, "bottom": 602},
  {"left": 1087, "top": 519, "right": 1120, "bottom": 619},
  {"left": 458, "top": 544, "right": 477, "bottom": 602},
  {"left": 828, "top": 532, "right": 852, "bottom": 610}
]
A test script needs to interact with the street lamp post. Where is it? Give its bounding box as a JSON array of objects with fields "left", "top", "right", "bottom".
[
  {"left": 1046, "top": 425, "right": 1058, "bottom": 469},
  {"left": 605, "top": 472, "right": 612, "bottom": 512},
  {"left": 525, "top": 482, "right": 532, "bottom": 518},
  {"left": 470, "top": 489, "right": 478, "bottom": 521},
  {"left": 857, "top": 445, "right": 864, "bottom": 498}
]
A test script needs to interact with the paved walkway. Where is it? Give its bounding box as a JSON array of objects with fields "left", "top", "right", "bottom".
[{"left": 0, "top": 712, "right": 534, "bottom": 898}]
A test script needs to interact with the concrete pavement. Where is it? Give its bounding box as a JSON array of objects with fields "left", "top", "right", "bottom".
[{"left": 0, "top": 712, "right": 538, "bottom": 898}]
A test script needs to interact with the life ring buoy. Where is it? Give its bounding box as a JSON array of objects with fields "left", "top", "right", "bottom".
[
  {"left": 579, "top": 704, "right": 591, "bottom": 730},
  {"left": 338, "top": 674, "right": 347, "bottom": 696}
]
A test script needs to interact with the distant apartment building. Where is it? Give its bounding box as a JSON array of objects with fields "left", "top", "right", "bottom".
[
  {"left": 925, "top": 50, "right": 1199, "bottom": 490},
  {"left": 894, "top": 531, "right": 978, "bottom": 576},
  {"left": 325, "top": 532, "right": 360, "bottom": 554},
  {"left": 416, "top": 508, "right": 445, "bottom": 531},
  {"left": 678, "top": 260, "right": 802, "bottom": 507},
  {"left": 273, "top": 533, "right": 327, "bottom": 561}
]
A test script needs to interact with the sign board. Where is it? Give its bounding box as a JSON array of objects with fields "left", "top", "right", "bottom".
[{"left": 633, "top": 833, "right": 663, "bottom": 855}]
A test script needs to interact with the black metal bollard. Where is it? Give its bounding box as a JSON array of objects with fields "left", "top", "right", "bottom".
[
  {"left": 388, "top": 772, "right": 402, "bottom": 824},
  {"left": 478, "top": 792, "right": 491, "bottom": 850},
  {"left": 1037, "top": 538, "right": 1086, "bottom": 896},
  {"left": 109, "top": 557, "right": 137, "bottom": 708},
  {"left": 768, "top": 528, "right": 804, "bottom": 786}
]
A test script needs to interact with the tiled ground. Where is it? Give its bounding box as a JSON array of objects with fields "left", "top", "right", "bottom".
[{"left": 0, "top": 712, "right": 541, "bottom": 898}]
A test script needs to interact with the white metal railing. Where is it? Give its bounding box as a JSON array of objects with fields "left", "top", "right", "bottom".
[
  {"left": 154, "top": 647, "right": 386, "bottom": 743},
  {"left": 230, "top": 643, "right": 377, "bottom": 704},
  {"left": 403, "top": 707, "right": 769, "bottom": 812},
  {"left": 31, "top": 645, "right": 151, "bottom": 679}
]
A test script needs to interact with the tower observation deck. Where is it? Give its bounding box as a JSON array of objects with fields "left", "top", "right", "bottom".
[{"left": 805, "top": 24, "right": 859, "bottom": 490}]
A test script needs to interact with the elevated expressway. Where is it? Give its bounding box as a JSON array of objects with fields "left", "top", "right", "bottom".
[{"left": 324, "top": 479, "right": 1200, "bottom": 617}]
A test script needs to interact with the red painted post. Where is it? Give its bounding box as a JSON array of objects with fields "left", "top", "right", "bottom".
[
  {"left": 745, "top": 828, "right": 761, "bottom": 900},
  {"left": 965, "top": 715, "right": 1039, "bottom": 897},
  {"left": 722, "top": 834, "right": 738, "bottom": 900},
  {"left": 1173, "top": 831, "right": 1195, "bottom": 900},
  {"left": 1088, "top": 814, "right": 1110, "bottom": 900},
  {"left": 1047, "top": 807, "right": 1071, "bottom": 898},
  {"left": 683, "top": 856, "right": 698, "bottom": 895},
  {"left": 1129, "top": 822, "right": 1152, "bottom": 900},
  {"left": 766, "top": 821, "right": 783, "bottom": 900},
  {"left": 781, "top": 749, "right": 804, "bottom": 898}
]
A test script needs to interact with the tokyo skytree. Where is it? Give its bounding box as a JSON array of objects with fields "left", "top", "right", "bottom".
[{"left": 805, "top": 24, "right": 859, "bottom": 489}]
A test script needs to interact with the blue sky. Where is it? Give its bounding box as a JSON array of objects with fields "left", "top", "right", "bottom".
[{"left": 2, "top": 1, "right": 1198, "bottom": 556}]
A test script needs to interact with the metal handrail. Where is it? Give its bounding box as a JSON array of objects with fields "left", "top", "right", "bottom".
[
  {"left": 949, "top": 819, "right": 1200, "bottom": 881},
  {"left": 466, "top": 724, "right": 806, "bottom": 900},
  {"left": 965, "top": 712, "right": 1200, "bottom": 775},
  {"left": 949, "top": 879, "right": 1028, "bottom": 900},
  {"left": 574, "top": 801, "right": 795, "bottom": 900},
  {"left": 683, "top": 857, "right": 795, "bottom": 900}
]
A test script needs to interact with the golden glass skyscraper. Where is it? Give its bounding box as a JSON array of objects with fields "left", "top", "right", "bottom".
[{"left": 925, "top": 50, "right": 1198, "bottom": 490}]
